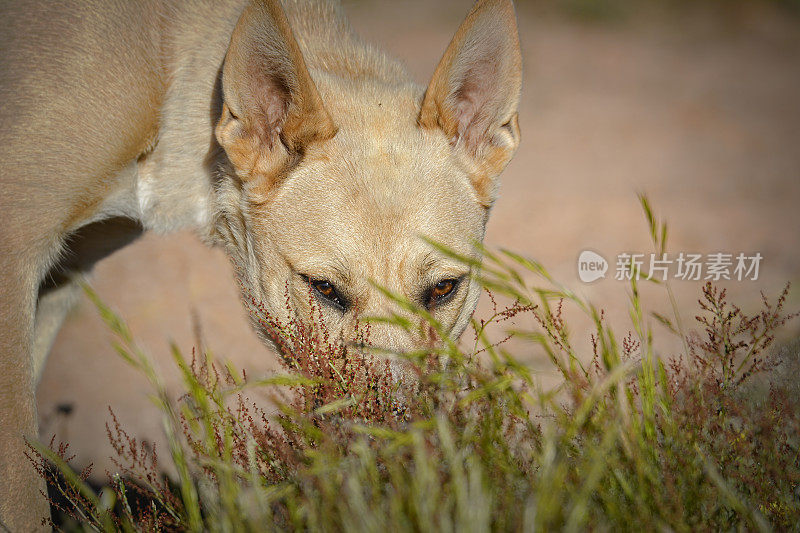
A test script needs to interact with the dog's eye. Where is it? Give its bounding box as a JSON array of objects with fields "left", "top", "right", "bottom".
[
  {"left": 314, "top": 280, "right": 336, "bottom": 299},
  {"left": 427, "top": 278, "right": 459, "bottom": 308},
  {"left": 305, "top": 277, "right": 346, "bottom": 310}
]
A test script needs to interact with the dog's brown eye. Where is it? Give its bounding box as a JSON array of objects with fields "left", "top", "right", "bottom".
[
  {"left": 305, "top": 277, "right": 346, "bottom": 310},
  {"left": 314, "top": 280, "right": 335, "bottom": 299},
  {"left": 432, "top": 280, "right": 455, "bottom": 298},
  {"left": 427, "top": 278, "right": 459, "bottom": 308}
]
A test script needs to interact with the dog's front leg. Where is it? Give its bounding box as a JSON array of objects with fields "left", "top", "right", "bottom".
[{"left": 0, "top": 265, "right": 50, "bottom": 531}]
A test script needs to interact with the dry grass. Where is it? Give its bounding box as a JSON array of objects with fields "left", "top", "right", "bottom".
[{"left": 29, "top": 196, "right": 800, "bottom": 531}]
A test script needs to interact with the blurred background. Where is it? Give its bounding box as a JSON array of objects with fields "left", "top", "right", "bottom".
[{"left": 38, "top": 0, "right": 800, "bottom": 476}]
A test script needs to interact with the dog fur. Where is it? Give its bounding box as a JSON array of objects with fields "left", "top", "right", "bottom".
[{"left": 0, "top": 0, "right": 521, "bottom": 528}]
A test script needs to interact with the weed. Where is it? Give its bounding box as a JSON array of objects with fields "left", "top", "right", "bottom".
[{"left": 29, "top": 197, "right": 800, "bottom": 531}]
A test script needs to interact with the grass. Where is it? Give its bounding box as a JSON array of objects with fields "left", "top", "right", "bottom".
[{"left": 29, "top": 196, "right": 800, "bottom": 531}]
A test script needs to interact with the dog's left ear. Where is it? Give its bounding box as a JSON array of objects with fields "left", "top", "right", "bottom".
[{"left": 418, "top": 0, "right": 522, "bottom": 207}]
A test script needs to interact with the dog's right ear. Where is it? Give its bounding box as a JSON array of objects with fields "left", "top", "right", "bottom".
[
  {"left": 418, "top": 0, "right": 522, "bottom": 208},
  {"left": 216, "top": 0, "right": 336, "bottom": 188}
]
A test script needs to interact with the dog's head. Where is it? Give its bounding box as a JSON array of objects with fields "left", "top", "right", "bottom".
[{"left": 213, "top": 0, "right": 521, "bottom": 355}]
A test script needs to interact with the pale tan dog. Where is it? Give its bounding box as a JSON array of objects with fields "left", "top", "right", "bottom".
[{"left": 0, "top": 0, "right": 521, "bottom": 528}]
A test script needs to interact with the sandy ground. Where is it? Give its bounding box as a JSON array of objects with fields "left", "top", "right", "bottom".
[{"left": 37, "top": 0, "right": 800, "bottom": 477}]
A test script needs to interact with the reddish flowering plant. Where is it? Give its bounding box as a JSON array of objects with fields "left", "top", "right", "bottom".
[{"left": 26, "top": 197, "right": 800, "bottom": 530}]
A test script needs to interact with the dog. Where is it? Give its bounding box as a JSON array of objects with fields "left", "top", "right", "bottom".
[{"left": 0, "top": 0, "right": 521, "bottom": 527}]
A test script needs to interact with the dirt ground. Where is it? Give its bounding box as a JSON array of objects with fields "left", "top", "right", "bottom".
[{"left": 37, "top": 0, "right": 800, "bottom": 476}]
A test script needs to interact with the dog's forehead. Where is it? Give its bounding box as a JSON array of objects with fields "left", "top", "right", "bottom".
[
  {"left": 305, "top": 92, "right": 472, "bottom": 201},
  {"left": 278, "top": 149, "right": 484, "bottom": 241},
  {"left": 254, "top": 82, "right": 488, "bottom": 271},
  {"left": 258, "top": 124, "right": 485, "bottom": 269}
]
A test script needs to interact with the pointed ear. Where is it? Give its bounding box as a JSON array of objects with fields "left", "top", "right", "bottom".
[
  {"left": 418, "top": 0, "right": 522, "bottom": 207},
  {"left": 215, "top": 0, "right": 336, "bottom": 186}
]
